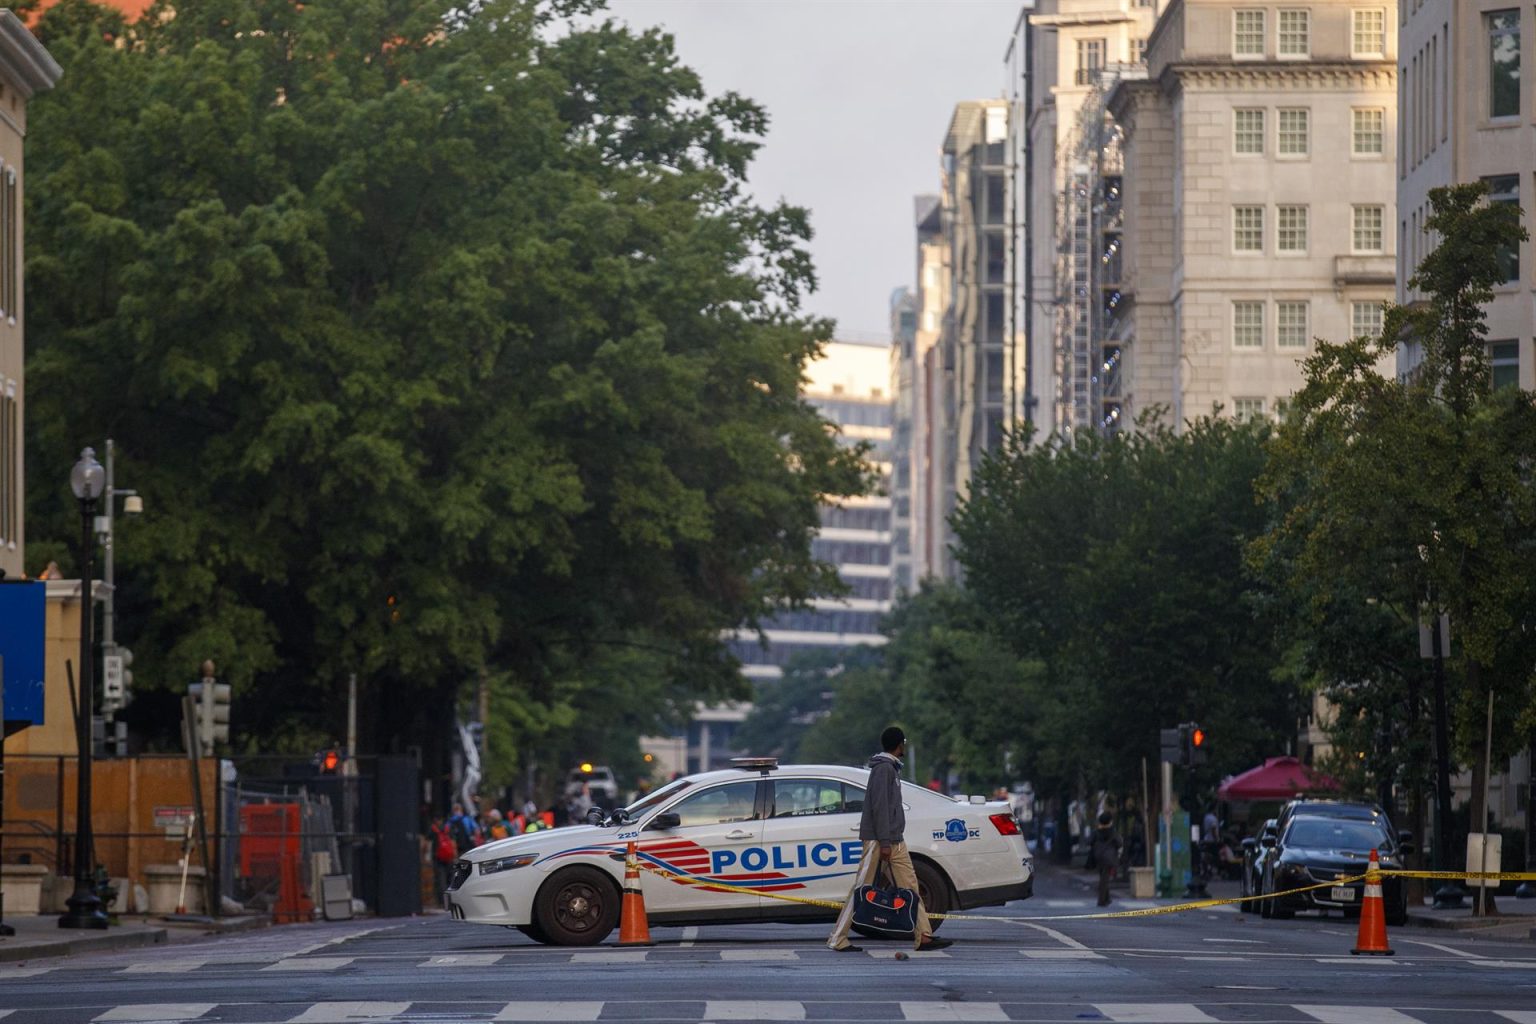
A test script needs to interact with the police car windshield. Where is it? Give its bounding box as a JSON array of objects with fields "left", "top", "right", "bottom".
[{"left": 625, "top": 778, "right": 692, "bottom": 817}]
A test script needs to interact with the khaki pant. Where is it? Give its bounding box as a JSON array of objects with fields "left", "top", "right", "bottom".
[{"left": 826, "top": 840, "right": 933, "bottom": 950}]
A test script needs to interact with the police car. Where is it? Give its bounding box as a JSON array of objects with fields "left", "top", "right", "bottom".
[{"left": 445, "top": 758, "right": 1034, "bottom": 945}]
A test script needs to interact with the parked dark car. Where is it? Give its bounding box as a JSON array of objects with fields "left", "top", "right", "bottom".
[
  {"left": 1256, "top": 810, "right": 1411, "bottom": 925},
  {"left": 1238, "top": 818, "right": 1278, "bottom": 914}
]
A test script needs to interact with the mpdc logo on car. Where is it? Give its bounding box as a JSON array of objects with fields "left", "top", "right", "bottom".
[{"left": 935, "top": 818, "right": 981, "bottom": 843}]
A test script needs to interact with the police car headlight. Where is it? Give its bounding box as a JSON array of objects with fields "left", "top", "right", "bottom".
[{"left": 479, "top": 853, "right": 539, "bottom": 875}]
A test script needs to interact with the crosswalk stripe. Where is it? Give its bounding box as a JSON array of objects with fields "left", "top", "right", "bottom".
[
  {"left": 1495, "top": 1013, "right": 1536, "bottom": 1023},
  {"left": 261, "top": 957, "right": 354, "bottom": 972},
  {"left": 419, "top": 954, "right": 503, "bottom": 967},
  {"left": 94, "top": 1006, "right": 216, "bottom": 1022},
  {"left": 1474, "top": 960, "right": 1536, "bottom": 969},
  {"left": 0, "top": 967, "right": 52, "bottom": 978},
  {"left": 1095, "top": 1004, "right": 1216, "bottom": 1022},
  {"left": 900, "top": 1003, "right": 1007, "bottom": 1021},
  {"left": 119, "top": 961, "right": 205, "bottom": 974},
  {"left": 1020, "top": 949, "right": 1105, "bottom": 959},
  {"left": 1296, "top": 1007, "right": 1420, "bottom": 1024},
  {"left": 287, "top": 1004, "right": 412, "bottom": 1022},
  {"left": 492, "top": 1003, "right": 603, "bottom": 1021},
  {"left": 720, "top": 950, "right": 799, "bottom": 961},
  {"left": 704, "top": 1001, "right": 805, "bottom": 1020},
  {"left": 568, "top": 950, "right": 648, "bottom": 965}
]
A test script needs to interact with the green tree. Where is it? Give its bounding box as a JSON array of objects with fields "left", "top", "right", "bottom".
[
  {"left": 24, "top": 0, "right": 866, "bottom": 789},
  {"left": 1254, "top": 183, "right": 1536, "bottom": 902},
  {"left": 953, "top": 417, "right": 1299, "bottom": 802}
]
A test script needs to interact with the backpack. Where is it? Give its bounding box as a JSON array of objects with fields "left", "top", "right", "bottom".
[{"left": 433, "top": 825, "right": 456, "bottom": 864}]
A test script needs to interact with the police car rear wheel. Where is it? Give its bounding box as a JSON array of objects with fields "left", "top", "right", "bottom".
[{"left": 535, "top": 867, "right": 619, "bottom": 946}]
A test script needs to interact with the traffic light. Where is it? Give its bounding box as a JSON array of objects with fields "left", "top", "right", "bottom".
[
  {"left": 189, "top": 673, "right": 231, "bottom": 750},
  {"left": 1180, "top": 722, "right": 1208, "bottom": 766},
  {"left": 318, "top": 748, "right": 341, "bottom": 774}
]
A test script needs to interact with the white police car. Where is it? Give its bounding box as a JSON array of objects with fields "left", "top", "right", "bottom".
[{"left": 445, "top": 758, "right": 1033, "bottom": 945}]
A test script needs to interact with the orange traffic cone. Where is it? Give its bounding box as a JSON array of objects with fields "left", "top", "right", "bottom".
[
  {"left": 1351, "top": 847, "right": 1394, "bottom": 956},
  {"left": 617, "top": 841, "right": 653, "bottom": 947}
]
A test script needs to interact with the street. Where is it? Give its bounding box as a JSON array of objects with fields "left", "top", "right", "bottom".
[{"left": 2, "top": 865, "right": 1533, "bottom": 1023}]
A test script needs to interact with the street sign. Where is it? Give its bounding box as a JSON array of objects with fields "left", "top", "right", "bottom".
[{"left": 103, "top": 654, "right": 124, "bottom": 702}]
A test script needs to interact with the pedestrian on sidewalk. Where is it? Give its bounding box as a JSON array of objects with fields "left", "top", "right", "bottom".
[
  {"left": 1092, "top": 812, "right": 1121, "bottom": 907},
  {"left": 827, "top": 726, "right": 952, "bottom": 954}
]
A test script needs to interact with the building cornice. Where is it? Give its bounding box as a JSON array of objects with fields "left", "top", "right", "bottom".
[
  {"left": 1030, "top": 11, "right": 1134, "bottom": 28},
  {"left": 1162, "top": 60, "right": 1395, "bottom": 92},
  {"left": 0, "top": 11, "right": 62, "bottom": 100}
]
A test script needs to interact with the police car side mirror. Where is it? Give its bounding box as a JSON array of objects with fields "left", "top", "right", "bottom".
[{"left": 648, "top": 812, "right": 681, "bottom": 830}]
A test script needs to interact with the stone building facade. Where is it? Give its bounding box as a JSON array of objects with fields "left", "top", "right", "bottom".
[{"left": 1107, "top": 0, "right": 1397, "bottom": 427}]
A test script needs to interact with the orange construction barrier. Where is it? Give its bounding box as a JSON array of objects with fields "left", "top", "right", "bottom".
[
  {"left": 617, "top": 841, "right": 654, "bottom": 946},
  {"left": 1351, "top": 848, "right": 1394, "bottom": 956}
]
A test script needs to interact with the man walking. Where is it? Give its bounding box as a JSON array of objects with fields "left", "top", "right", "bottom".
[{"left": 827, "top": 726, "right": 953, "bottom": 953}]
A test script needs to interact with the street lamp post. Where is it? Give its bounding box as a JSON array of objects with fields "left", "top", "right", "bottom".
[{"left": 60, "top": 447, "right": 108, "bottom": 930}]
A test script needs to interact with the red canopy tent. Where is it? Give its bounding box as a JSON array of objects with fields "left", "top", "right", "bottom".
[{"left": 1216, "top": 756, "right": 1339, "bottom": 801}]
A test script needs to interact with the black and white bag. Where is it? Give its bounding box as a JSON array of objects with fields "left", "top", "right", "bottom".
[{"left": 850, "top": 864, "right": 918, "bottom": 937}]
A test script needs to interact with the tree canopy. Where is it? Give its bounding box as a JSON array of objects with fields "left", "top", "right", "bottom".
[{"left": 23, "top": 0, "right": 867, "bottom": 789}]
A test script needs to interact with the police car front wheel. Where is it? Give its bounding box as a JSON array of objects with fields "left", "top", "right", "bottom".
[{"left": 535, "top": 866, "right": 621, "bottom": 946}]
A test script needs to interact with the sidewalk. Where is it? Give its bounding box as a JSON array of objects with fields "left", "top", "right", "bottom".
[{"left": 0, "top": 912, "right": 269, "bottom": 963}]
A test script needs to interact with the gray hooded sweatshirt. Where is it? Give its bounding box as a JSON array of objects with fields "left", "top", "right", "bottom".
[{"left": 859, "top": 752, "right": 906, "bottom": 843}]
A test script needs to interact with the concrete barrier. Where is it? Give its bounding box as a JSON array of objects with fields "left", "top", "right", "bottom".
[
  {"left": 143, "top": 864, "right": 205, "bottom": 914},
  {"left": 0, "top": 863, "right": 50, "bottom": 914}
]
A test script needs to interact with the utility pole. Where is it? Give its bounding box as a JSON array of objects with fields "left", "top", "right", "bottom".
[{"left": 98, "top": 440, "right": 141, "bottom": 744}]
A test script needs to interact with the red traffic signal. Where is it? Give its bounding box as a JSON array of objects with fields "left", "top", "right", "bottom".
[
  {"left": 1191, "top": 727, "right": 1206, "bottom": 749},
  {"left": 319, "top": 748, "right": 340, "bottom": 774}
]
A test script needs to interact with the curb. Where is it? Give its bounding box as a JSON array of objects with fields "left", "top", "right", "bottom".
[{"left": 0, "top": 925, "right": 168, "bottom": 963}]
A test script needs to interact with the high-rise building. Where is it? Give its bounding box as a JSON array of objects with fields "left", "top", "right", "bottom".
[
  {"left": 1397, "top": 1, "right": 1532, "bottom": 391},
  {"left": 1107, "top": 0, "right": 1398, "bottom": 426},
  {"left": 890, "top": 287, "right": 919, "bottom": 594}
]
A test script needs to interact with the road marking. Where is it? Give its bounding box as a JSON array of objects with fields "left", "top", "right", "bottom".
[
  {"left": 1495, "top": 1013, "right": 1536, "bottom": 1023},
  {"left": 1313, "top": 958, "right": 1404, "bottom": 965},
  {"left": 1019, "top": 949, "right": 1104, "bottom": 959},
  {"left": 1202, "top": 937, "right": 1265, "bottom": 944},
  {"left": 1015, "top": 920, "right": 1092, "bottom": 950},
  {"left": 1296, "top": 1007, "right": 1419, "bottom": 1024},
  {"left": 119, "top": 961, "right": 206, "bottom": 974},
  {"left": 94, "top": 1006, "right": 216, "bottom": 1022},
  {"left": 1118, "top": 900, "right": 1159, "bottom": 910},
  {"left": 0, "top": 967, "right": 52, "bottom": 978},
  {"left": 261, "top": 957, "right": 354, "bottom": 971},
  {"left": 1043, "top": 899, "right": 1090, "bottom": 907},
  {"left": 493, "top": 1003, "right": 603, "bottom": 1021},
  {"left": 568, "top": 950, "right": 648, "bottom": 965},
  {"left": 680, "top": 925, "right": 699, "bottom": 947},
  {"left": 419, "top": 954, "right": 503, "bottom": 967},
  {"left": 288, "top": 1004, "right": 412, "bottom": 1022},
  {"left": 1472, "top": 960, "right": 1536, "bottom": 969},
  {"left": 900, "top": 1003, "right": 1007, "bottom": 1021},
  {"left": 1095, "top": 1004, "right": 1215, "bottom": 1022},
  {"left": 704, "top": 1001, "right": 805, "bottom": 1020},
  {"left": 720, "top": 950, "right": 799, "bottom": 961},
  {"left": 1395, "top": 938, "right": 1481, "bottom": 958},
  {"left": 1180, "top": 956, "right": 1248, "bottom": 962}
]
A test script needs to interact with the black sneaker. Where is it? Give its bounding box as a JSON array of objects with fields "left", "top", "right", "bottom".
[
  {"left": 833, "top": 943, "right": 863, "bottom": 952},
  {"left": 915, "top": 937, "right": 953, "bottom": 952}
]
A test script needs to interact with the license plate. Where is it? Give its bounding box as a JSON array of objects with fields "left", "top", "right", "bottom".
[{"left": 1330, "top": 886, "right": 1356, "bottom": 902}]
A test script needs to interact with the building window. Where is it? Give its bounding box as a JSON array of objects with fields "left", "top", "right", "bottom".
[
  {"left": 1489, "top": 10, "right": 1520, "bottom": 119},
  {"left": 1278, "top": 9, "right": 1310, "bottom": 57},
  {"left": 1352, "top": 300, "right": 1384, "bottom": 339},
  {"left": 1234, "top": 397, "right": 1267, "bottom": 421},
  {"left": 0, "top": 166, "right": 12, "bottom": 321},
  {"left": 1234, "top": 9, "right": 1265, "bottom": 57},
  {"left": 1352, "top": 108, "right": 1384, "bottom": 155},
  {"left": 1278, "top": 109, "right": 1310, "bottom": 156},
  {"left": 1483, "top": 174, "right": 1520, "bottom": 281},
  {"left": 1234, "top": 109, "right": 1265, "bottom": 154},
  {"left": 1130, "top": 38, "right": 1148, "bottom": 63},
  {"left": 1233, "top": 205, "right": 1264, "bottom": 252},
  {"left": 1076, "top": 38, "right": 1106, "bottom": 85},
  {"left": 1352, "top": 9, "right": 1386, "bottom": 57},
  {"left": 1277, "top": 205, "right": 1309, "bottom": 252},
  {"left": 1490, "top": 340, "right": 1520, "bottom": 390},
  {"left": 0, "top": 383, "right": 13, "bottom": 545},
  {"left": 1352, "top": 205, "right": 1385, "bottom": 252},
  {"left": 1277, "top": 301, "right": 1309, "bottom": 348},
  {"left": 1233, "top": 301, "right": 1265, "bottom": 348}
]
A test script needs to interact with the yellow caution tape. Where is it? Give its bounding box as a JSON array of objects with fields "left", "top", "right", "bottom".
[{"left": 630, "top": 858, "right": 1536, "bottom": 925}]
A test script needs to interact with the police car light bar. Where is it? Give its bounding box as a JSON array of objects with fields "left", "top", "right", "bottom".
[{"left": 730, "top": 756, "right": 779, "bottom": 773}]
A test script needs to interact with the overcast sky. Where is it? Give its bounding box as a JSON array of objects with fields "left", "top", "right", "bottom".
[{"left": 606, "top": 0, "right": 1022, "bottom": 340}]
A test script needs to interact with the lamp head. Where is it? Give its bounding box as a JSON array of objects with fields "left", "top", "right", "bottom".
[
  {"left": 123, "top": 494, "right": 144, "bottom": 515},
  {"left": 70, "top": 447, "right": 106, "bottom": 501}
]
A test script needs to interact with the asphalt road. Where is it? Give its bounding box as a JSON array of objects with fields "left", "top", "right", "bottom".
[{"left": 2, "top": 864, "right": 1533, "bottom": 1024}]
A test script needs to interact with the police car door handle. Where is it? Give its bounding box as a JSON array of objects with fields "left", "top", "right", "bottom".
[{"left": 725, "top": 829, "right": 755, "bottom": 840}]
